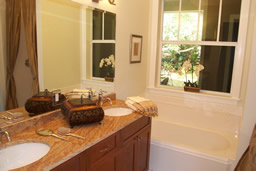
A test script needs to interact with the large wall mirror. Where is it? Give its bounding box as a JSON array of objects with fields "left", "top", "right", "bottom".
[{"left": 0, "top": 0, "right": 116, "bottom": 112}]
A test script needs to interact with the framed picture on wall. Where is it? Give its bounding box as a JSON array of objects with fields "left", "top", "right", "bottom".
[{"left": 130, "top": 34, "right": 143, "bottom": 63}]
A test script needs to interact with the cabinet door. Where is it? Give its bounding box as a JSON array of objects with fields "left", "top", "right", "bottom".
[
  {"left": 80, "top": 151, "right": 88, "bottom": 171},
  {"left": 51, "top": 155, "right": 80, "bottom": 171},
  {"left": 116, "top": 140, "right": 136, "bottom": 171},
  {"left": 117, "top": 126, "right": 151, "bottom": 171},
  {"left": 134, "top": 127, "right": 151, "bottom": 171}
]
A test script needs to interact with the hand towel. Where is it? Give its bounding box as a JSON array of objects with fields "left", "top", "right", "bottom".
[{"left": 125, "top": 96, "right": 158, "bottom": 117}]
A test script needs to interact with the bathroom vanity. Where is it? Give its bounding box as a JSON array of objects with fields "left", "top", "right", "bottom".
[
  {"left": 0, "top": 100, "right": 151, "bottom": 171},
  {"left": 52, "top": 115, "right": 151, "bottom": 171}
]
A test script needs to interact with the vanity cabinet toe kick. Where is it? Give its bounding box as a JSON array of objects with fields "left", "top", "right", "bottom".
[{"left": 52, "top": 116, "right": 151, "bottom": 171}]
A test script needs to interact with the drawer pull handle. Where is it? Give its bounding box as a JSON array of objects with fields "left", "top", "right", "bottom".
[
  {"left": 138, "top": 136, "right": 142, "bottom": 142},
  {"left": 99, "top": 145, "right": 110, "bottom": 153},
  {"left": 134, "top": 136, "right": 142, "bottom": 141}
]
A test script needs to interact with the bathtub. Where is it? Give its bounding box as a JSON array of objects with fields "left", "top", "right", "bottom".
[{"left": 149, "top": 119, "right": 239, "bottom": 171}]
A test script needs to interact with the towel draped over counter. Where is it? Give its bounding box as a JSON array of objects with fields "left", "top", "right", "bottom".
[{"left": 125, "top": 96, "right": 158, "bottom": 117}]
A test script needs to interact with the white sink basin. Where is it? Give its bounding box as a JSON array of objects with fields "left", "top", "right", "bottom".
[
  {"left": 104, "top": 107, "right": 133, "bottom": 116},
  {"left": 0, "top": 142, "right": 50, "bottom": 170}
]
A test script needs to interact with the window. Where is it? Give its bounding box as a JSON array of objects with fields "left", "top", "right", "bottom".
[
  {"left": 159, "top": 0, "right": 241, "bottom": 93},
  {"left": 92, "top": 9, "right": 116, "bottom": 79}
]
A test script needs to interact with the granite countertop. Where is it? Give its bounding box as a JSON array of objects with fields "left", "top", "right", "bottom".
[{"left": 0, "top": 100, "right": 142, "bottom": 171}]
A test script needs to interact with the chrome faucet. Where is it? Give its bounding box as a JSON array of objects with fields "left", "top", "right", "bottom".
[
  {"left": 88, "top": 88, "right": 93, "bottom": 100},
  {"left": 0, "top": 130, "right": 11, "bottom": 143},
  {"left": 97, "top": 89, "right": 112, "bottom": 106}
]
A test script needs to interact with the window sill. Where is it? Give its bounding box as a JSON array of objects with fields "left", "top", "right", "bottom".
[{"left": 146, "top": 86, "right": 240, "bottom": 106}]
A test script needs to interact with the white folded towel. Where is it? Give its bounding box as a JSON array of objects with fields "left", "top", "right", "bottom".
[
  {"left": 127, "top": 96, "right": 148, "bottom": 103},
  {"left": 125, "top": 96, "right": 158, "bottom": 117}
]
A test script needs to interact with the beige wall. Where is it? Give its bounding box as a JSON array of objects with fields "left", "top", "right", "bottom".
[
  {"left": 39, "top": 0, "right": 81, "bottom": 90},
  {"left": 114, "top": 0, "right": 150, "bottom": 100},
  {"left": 0, "top": 0, "right": 6, "bottom": 111}
]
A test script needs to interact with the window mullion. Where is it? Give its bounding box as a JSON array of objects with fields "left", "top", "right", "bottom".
[
  {"left": 161, "top": 40, "right": 237, "bottom": 46},
  {"left": 217, "top": 0, "right": 223, "bottom": 42},
  {"left": 177, "top": 0, "right": 182, "bottom": 41},
  {"left": 102, "top": 11, "right": 105, "bottom": 40},
  {"left": 196, "top": 0, "right": 201, "bottom": 41},
  {"left": 91, "top": 10, "right": 94, "bottom": 79},
  {"left": 160, "top": 0, "right": 164, "bottom": 41},
  {"left": 92, "top": 40, "right": 116, "bottom": 43},
  {"left": 157, "top": 41, "right": 164, "bottom": 87}
]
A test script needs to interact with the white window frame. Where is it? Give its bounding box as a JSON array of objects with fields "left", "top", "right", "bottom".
[
  {"left": 147, "top": 0, "right": 251, "bottom": 104},
  {"left": 91, "top": 10, "right": 116, "bottom": 80}
]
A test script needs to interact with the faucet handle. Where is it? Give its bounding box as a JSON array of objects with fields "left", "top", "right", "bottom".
[
  {"left": 98, "top": 90, "right": 108, "bottom": 102},
  {"left": 80, "top": 94, "right": 87, "bottom": 104},
  {"left": 98, "top": 89, "right": 107, "bottom": 96},
  {"left": 87, "top": 88, "right": 93, "bottom": 100}
]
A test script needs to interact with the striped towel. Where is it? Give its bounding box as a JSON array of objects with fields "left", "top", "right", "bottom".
[{"left": 125, "top": 96, "right": 158, "bottom": 117}]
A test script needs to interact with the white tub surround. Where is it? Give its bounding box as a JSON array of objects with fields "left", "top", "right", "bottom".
[{"left": 149, "top": 119, "right": 238, "bottom": 171}]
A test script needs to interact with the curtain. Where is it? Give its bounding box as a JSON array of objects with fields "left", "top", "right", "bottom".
[
  {"left": 0, "top": 0, "right": 7, "bottom": 111},
  {"left": 21, "top": 0, "right": 39, "bottom": 95},
  {"left": 5, "top": 0, "right": 21, "bottom": 110}
]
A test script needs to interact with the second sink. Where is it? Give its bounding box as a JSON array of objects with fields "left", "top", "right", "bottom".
[
  {"left": 104, "top": 107, "right": 133, "bottom": 116},
  {"left": 0, "top": 142, "right": 50, "bottom": 170}
]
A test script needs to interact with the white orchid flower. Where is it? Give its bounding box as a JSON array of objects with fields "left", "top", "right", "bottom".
[
  {"left": 195, "top": 64, "right": 204, "bottom": 77},
  {"left": 182, "top": 60, "right": 192, "bottom": 72},
  {"left": 99, "top": 55, "right": 115, "bottom": 69},
  {"left": 177, "top": 66, "right": 183, "bottom": 75},
  {"left": 99, "top": 59, "right": 104, "bottom": 68}
]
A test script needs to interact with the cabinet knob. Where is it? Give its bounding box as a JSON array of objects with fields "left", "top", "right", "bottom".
[
  {"left": 134, "top": 136, "right": 142, "bottom": 142},
  {"left": 137, "top": 136, "right": 142, "bottom": 142}
]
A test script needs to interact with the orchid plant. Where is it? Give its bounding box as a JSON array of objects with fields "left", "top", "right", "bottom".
[
  {"left": 162, "top": 44, "right": 204, "bottom": 88},
  {"left": 99, "top": 54, "right": 115, "bottom": 77},
  {"left": 182, "top": 59, "right": 204, "bottom": 87}
]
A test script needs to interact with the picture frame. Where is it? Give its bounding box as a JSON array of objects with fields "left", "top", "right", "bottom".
[{"left": 130, "top": 34, "right": 143, "bottom": 63}]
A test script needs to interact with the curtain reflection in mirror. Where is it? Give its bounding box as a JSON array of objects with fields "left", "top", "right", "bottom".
[{"left": 5, "top": 0, "right": 39, "bottom": 110}]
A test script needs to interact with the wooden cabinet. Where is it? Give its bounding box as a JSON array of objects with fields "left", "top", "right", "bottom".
[
  {"left": 89, "top": 152, "right": 117, "bottom": 171},
  {"left": 88, "top": 133, "right": 119, "bottom": 171},
  {"left": 51, "top": 116, "right": 151, "bottom": 171},
  {"left": 51, "top": 155, "right": 80, "bottom": 171},
  {"left": 117, "top": 125, "right": 151, "bottom": 171},
  {"left": 134, "top": 127, "right": 151, "bottom": 171},
  {"left": 116, "top": 141, "right": 135, "bottom": 171}
]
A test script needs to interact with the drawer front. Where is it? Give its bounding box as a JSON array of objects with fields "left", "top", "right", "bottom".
[
  {"left": 88, "top": 134, "right": 116, "bottom": 163},
  {"left": 120, "top": 116, "right": 150, "bottom": 143},
  {"left": 51, "top": 155, "right": 80, "bottom": 171}
]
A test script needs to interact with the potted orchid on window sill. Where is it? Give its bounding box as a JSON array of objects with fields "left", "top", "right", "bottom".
[
  {"left": 182, "top": 58, "right": 204, "bottom": 93},
  {"left": 163, "top": 45, "right": 204, "bottom": 93},
  {"left": 99, "top": 54, "right": 115, "bottom": 82}
]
